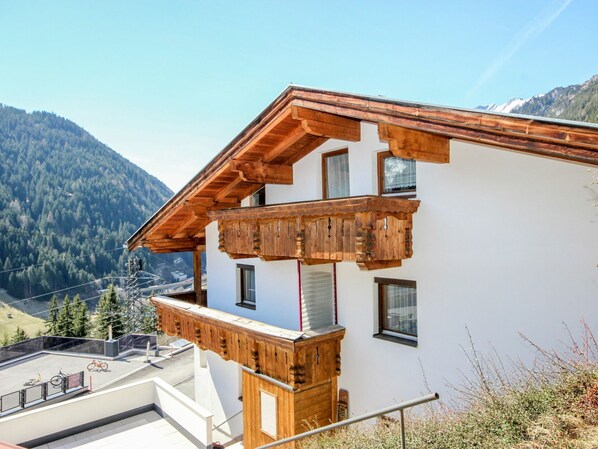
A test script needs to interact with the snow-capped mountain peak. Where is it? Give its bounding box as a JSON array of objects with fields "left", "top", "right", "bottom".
[{"left": 477, "top": 98, "right": 529, "bottom": 114}]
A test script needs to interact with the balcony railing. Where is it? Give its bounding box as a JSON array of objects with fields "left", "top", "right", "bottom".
[
  {"left": 208, "top": 195, "right": 420, "bottom": 270},
  {"left": 153, "top": 295, "right": 345, "bottom": 390}
]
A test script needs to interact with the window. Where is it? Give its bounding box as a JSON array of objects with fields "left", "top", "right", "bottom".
[
  {"left": 251, "top": 186, "right": 266, "bottom": 206},
  {"left": 300, "top": 263, "right": 336, "bottom": 331},
  {"left": 377, "top": 151, "right": 416, "bottom": 195},
  {"left": 237, "top": 264, "right": 256, "bottom": 309},
  {"left": 322, "top": 149, "right": 350, "bottom": 199},
  {"left": 375, "top": 278, "right": 417, "bottom": 346},
  {"left": 260, "top": 390, "right": 277, "bottom": 438}
]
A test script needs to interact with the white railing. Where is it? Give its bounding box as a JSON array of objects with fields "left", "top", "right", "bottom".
[{"left": 0, "top": 377, "right": 213, "bottom": 448}]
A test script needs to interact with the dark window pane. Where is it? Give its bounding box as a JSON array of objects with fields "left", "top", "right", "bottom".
[
  {"left": 239, "top": 265, "right": 256, "bottom": 306},
  {"left": 382, "top": 283, "right": 417, "bottom": 337},
  {"left": 251, "top": 187, "right": 266, "bottom": 206}
]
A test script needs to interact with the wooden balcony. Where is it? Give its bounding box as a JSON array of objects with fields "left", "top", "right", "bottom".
[
  {"left": 153, "top": 295, "right": 345, "bottom": 390},
  {"left": 208, "top": 195, "right": 420, "bottom": 270}
]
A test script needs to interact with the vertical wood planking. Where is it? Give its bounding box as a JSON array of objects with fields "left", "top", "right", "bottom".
[{"left": 152, "top": 299, "right": 344, "bottom": 389}]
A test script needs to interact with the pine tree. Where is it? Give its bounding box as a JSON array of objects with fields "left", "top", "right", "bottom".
[
  {"left": 56, "top": 294, "right": 74, "bottom": 337},
  {"left": 140, "top": 302, "right": 158, "bottom": 334},
  {"left": 11, "top": 326, "right": 29, "bottom": 344},
  {"left": 72, "top": 294, "right": 90, "bottom": 338},
  {"left": 45, "top": 294, "right": 59, "bottom": 335},
  {"left": 95, "top": 284, "right": 125, "bottom": 339},
  {"left": 1, "top": 257, "right": 12, "bottom": 285}
]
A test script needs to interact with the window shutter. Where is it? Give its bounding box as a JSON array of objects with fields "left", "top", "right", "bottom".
[{"left": 300, "top": 264, "right": 336, "bottom": 331}]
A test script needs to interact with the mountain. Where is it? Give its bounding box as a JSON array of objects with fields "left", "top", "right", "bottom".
[
  {"left": 476, "top": 98, "right": 529, "bottom": 114},
  {"left": 477, "top": 74, "right": 598, "bottom": 124},
  {"left": 0, "top": 105, "right": 176, "bottom": 300}
]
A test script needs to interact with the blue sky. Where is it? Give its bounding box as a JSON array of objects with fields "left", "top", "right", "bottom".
[{"left": 1, "top": 0, "right": 596, "bottom": 191}]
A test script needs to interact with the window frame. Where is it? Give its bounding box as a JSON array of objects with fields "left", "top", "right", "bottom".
[
  {"left": 236, "top": 264, "right": 256, "bottom": 310},
  {"left": 374, "top": 277, "right": 418, "bottom": 347},
  {"left": 377, "top": 151, "right": 416, "bottom": 196},
  {"left": 259, "top": 389, "right": 278, "bottom": 438},
  {"left": 250, "top": 186, "right": 266, "bottom": 207},
  {"left": 322, "top": 148, "right": 350, "bottom": 199}
]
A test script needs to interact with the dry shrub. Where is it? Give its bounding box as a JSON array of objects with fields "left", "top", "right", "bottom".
[
  {"left": 525, "top": 414, "right": 585, "bottom": 448},
  {"left": 300, "top": 322, "right": 598, "bottom": 449},
  {"left": 578, "top": 380, "right": 598, "bottom": 425}
]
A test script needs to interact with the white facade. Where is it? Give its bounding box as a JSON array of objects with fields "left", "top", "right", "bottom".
[{"left": 198, "top": 121, "right": 597, "bottom": 422}]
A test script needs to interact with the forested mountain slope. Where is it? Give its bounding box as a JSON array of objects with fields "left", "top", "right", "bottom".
[
  {"left": 478, "top": 74, "right": 598, "bottom": 124},
  {"left": 0, "top": 105, "right": 173, "bottom": 298}
]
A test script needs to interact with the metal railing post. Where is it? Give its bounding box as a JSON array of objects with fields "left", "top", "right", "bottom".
[
  {"left": 19, "top": 390, "right": 25, "bottom": 409},
  {"left": 62, "top": 376, "right": 68, "bottom": 394},
  {"left": 42, "top": 382, "right": 48, "bottom": 401},
  {"left": 256, "top": 392, "right": 439, "bottom": 449},
  {"left": 79, "top": 371, "right": 85, "bottom": 388},
  {"left": 400, "top": 408, "right": 406, "bottom": 449}
]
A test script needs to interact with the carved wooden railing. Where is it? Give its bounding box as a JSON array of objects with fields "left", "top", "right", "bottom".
[
  {"left": 153, "top": 296, "right": 344, "bottom": 390},
  {"left": 208, "top": 195, "right": 420, "bottom": 270}
]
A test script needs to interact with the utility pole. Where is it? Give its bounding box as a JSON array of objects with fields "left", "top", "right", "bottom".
[{"left": 124, "top": 256, "right": 143, "bottom": 333}]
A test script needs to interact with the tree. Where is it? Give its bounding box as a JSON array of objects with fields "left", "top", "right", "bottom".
[
  {"left": 71, "top": 294, "right": 90, "bottom": 338},
  {"left": 95, "top": 284, "right": 125, "bottom": 339},
  {"left": 140, "top": 302, "right": 158, "bottom": 334},
  {"left": 45, "top": 294, "right": 59, "bottom": 335},
  {"left": 1, "top": 257, "right": 11, "bottom": 285},
  {"left": 56, "top": 294, "right": 74, "bottom": 337},
  {"left": 0, "top": 332, "right": 9, "bottom": 346},
  {"left": 11, "top": 326, "right": 29, "bottom": 344}
]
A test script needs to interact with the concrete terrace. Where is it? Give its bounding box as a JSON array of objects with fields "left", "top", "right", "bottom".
[
  {"left": 32, "top": 411, "right": 199, "bottom": 449},
  {"left": 0, "top": 378, "right": 214, "bottom": 449}
]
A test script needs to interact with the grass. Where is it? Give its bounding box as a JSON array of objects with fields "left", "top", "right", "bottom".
[
  {"left": 0, "top": 302, "right": 45, "bottom": 340},
  {"left": 300, "top": 323, "right": 598, "bottom": 449}
]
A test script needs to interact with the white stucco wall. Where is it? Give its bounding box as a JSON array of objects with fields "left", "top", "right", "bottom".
[
  {"left": 335, "top": 137, "right": 598, "bottom": 415},
  {"left": 266, "top": 122, "right": 387, "bottom": 204},
  {"left": 194, "top": 347, "right": 243, "bottom": 443},
  {"left": 203, "top": 120, "right": 598, "bottom": 417},
  {"left": 205, "top": 221, "right": 301, "bottom": 330}
]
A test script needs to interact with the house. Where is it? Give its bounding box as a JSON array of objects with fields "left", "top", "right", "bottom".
[{"left": 126, "top": 86, "right": 598, "bottom": 449}]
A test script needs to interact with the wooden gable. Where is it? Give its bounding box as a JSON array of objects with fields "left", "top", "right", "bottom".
[{"left": 128, "top": 86, "right": 598, "bottom": 253}]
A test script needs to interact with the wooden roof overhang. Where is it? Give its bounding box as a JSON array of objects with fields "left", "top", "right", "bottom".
[
  {"left": 127, "top": 86, "right": 598, "bottom": 253},
  {"left": 153, "top": 295, "right": 345, "bottom": 390}
]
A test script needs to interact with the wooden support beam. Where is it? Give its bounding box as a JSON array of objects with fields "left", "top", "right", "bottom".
[
  {"left": 170, "top": 214, "right": 208, "bottom": 239},
  {"left": 300, "top": 258, "right": 337, "bottom": 265},
  {"left": 227, "top": 253, "right": 259, "bottom": 260},
  {"left": 292, "top": 106, "right": 361, "bottom": 142},
  {"left": 378, "top": 123, "right": 450, "bottom": 163},
  {"left": 186, "top": 197, "right": 239, "bottom": 213},
  {"left": 357, "top": 260, "right": 402, "bottom": 271},
  {"left": 143, "top": 237, "right": 204, "bottom": 253},
  {"left": 262, "top": 124, "right": 307, "bottom": 162},
  {"left": 215, "top": 178, "right": 244, "bottom": 202},
  {"left": 229, "top": 160, "right": 293, "bottom": 184},
  {"left": 260, "top": 255, "right": 296, "bottom": 262},
  {"left": 193, "top": 247, "right": 206, "bottom": 306},
  {"left": 286, "top": 136, "right": 329, "bottom": 165}
]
